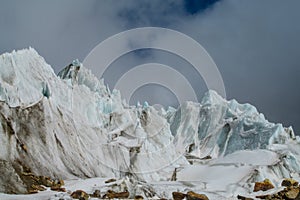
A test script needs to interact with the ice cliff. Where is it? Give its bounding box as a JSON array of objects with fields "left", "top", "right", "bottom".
[
  {"left": 168, "top": 91, "right": 295, "bottom": 158},
  {"left": 0, "top": 48, "right": 299, "bottom": 199},
  {"left": 0, "top": 48, "right": 186, "bottom": 193}
]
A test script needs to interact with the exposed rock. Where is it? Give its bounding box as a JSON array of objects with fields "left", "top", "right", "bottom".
[
  {"left": 103, "top": 190, "right": 129, "bottom": 199},
  {"left": 13, "top": 162, "right": 59, "bottom": 193},
  {"left": 284, "top": 187, "right": 300, "bottom": 199},
  {"left": 134, "top": 195, "right": 144, "bottom": 200},
  {"left": 20, "top": 143, "right": 28, "bottom": 153},
  {"left": 55, "top": 179, "right": 64, "bottom": 187},
  {"left": 50, "top": 186, "right": 66, "bottom": 192},
  {"left": 27, "top": 189, "right": 38, "bottom": 194},
  {"left": 172, "top": 191, "right": 186, "bottom": 200},
  {"left": 254, "top": 179, "right": 275, "bottom": 192},
  {"left": 249, "top": 184, "right": 300, "bottom": 199},
  {"left": 70, "top": 190, "right": 89, "bottom": 200},
  {"left": 255, "top": 194, "right": 272, "bottom": 199},
  {"left": 237, "top": 194, "right": 254, "bottom": 200},
  {"left": 37, "top": 176, "right": 54, "bottom": 187},
  {"left": 171, "top": 168, "right": 177, "bottom": 181},
  {"left": 0, "top": 160, "right": 27, "bottom": 194},
  {"left": 105, "top": 178, "right": 116, "bottom": 184},
  {"left": 90, "top": 189, "right": 101, "bottom": 198},
  {"left": 282, "top": 178, "right": 299, "bottom": 187},
  {"left": 186, "top": 191, "right": 209, "bottom": 200},
  {"left": 31, "top": 184, "right": 46, "bottom": 191},
  {"left": 200, "top": 155, "right": 212, "bottom": 160}
]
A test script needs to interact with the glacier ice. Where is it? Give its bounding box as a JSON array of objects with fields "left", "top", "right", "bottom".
[
  {"left": 0, "top": 48, "right": 299, "bottom": 199},
  {"left": 169, "top": 90, "right": 294, "bottom": 158},
  {"left": 0, "top": 48, "right": 188, "bottom": 194}
]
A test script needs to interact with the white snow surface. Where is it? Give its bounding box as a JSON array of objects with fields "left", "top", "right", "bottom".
[{"left": 0, "top": 48, "right": 300, "bottom": 199}]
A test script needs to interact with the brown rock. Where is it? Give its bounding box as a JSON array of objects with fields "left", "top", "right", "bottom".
[
  {"left": 284, "top": 187, "right": 300, "bottom": 199},
  {"left": 103, "top": 190, "right": 129, "bottom": 199},
  {"left": 71, "top": 190, "right": 89, "bottom": 200},
  {"left": 172, "top": 191, "right": 186, "bottom": 200},
  {"left": 21, "top": 172, "right": 34, "bottom": 177},
  {"left": 282, "top": 178, "right": 299, "bottom": 187},
  {"left": 20, "top": 143, "right": 28, "bottom": 153},
  {"left": 201, "top": 155, "right": 212, "bottom": 160},
  {"left": 55, "top": 179, "right": 64, "bottom": 187},
  {"left": 254, "top": 179, "right": 275, "bottom": 192},
  {"left": 255, "top": 194, "right": 272, "bottom": 199},
  {"left": 104, "top": 178, "right": 116, "bottom": 184},
  {"left": 134, "top": 195, "right": 144, "bottom": 200},
  {"left": 28, "top": 189, "right": 38, "bottom": 194},
  {"left": 50, "top": 185, "right": 66, "bottom": 192},
  {"left": 22, "top": 165, "right": 32, "bottom": 174},
  {"left": 90, "top": 189, "right": 101, "bottom": 198},
  {"left": 31, "top": 184, "right": 46, "bottom": 191},
  {"left": 237, "top": 194, "right": 254, "bottom": 200},
  {"left": 186, "top": 191, "right": 209, "bottom": 200},
  {"left": 38, "top": 176, "right": 54, "bottom": 187}
]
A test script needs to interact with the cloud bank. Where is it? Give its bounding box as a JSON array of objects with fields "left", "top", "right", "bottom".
[{"left": 0, "top": 0, "right": 299, "bottom": 133}]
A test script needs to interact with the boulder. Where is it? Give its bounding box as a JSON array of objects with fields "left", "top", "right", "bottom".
[
  {"left": 172, "top": 191, "right": 186, "bottom": 200},
  {"left": 282, "top": 179, "right": 299, "bottom": 187},
  {"left": 186, "top": 191, "right": 209, "bottom": 200},
  {"left": 103, "top": 190, "right": 130, "bottom": 199},
  {"left": 254, "top": 179, "right": 274, "bottom": 192},
  {"left": 50, "top": 185, "right": 66, "bottom": 192},
  {"left": 284, "top": 187, "right": 300, "bottom": 199},
  {"left": 90, "top": 189, "right": 101, "bottom": 198},
  {"left": 134, "top": 195, "right": 144, "bottom": 200},
  {"left": 71, "top": 190, "right": 89, "bottom": 200}
]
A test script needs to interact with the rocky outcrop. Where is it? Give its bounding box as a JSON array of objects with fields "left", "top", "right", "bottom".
[
  {"left": 103, "top": 190, "right": 130, "bottom": 199},
  {"left": 0, "top": 160, "right": 27, "bottom": 194},
  {"left": 172, "top": 191, "right": 186, "bottom": 200},
  {"left": 172, "top": 191, "right": 209, "bottom": 200},
  {"left": 239, "top": 178, "right": 300, "bottom": 200},
  {"left": 70, "top": 190, "right": 89, "bottom": 200},
  {"left": 253, "top": 179, "right": 275, "bottom": 192},
  {"left": 186, "top": 191, "right": 209, "bottom": 200},
  {"left": 17, "top": 163, "right": 64, "bottom": 194},
  {"left": 90, "top": 189, "right": 101, "bottom": 198},
  {"left": 282, "top": 178, "right": 299, "bottom": 187}
]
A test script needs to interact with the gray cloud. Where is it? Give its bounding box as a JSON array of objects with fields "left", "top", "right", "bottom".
[
  {"left": 178, "top": 0, "right": 300, "bottom": 132},
  {"left": 0, "top": 0, "right": 299, "bottom": 133},
  {"left": 114, "top": 0, "right": 300, "bottom": 133},
  {"left": 0, "top": 0, "right": 125, "bottom": 69}
]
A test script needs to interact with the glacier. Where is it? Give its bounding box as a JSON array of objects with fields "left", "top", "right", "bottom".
[
  {"left": 168, "top": 90, "right": 295, "bottom": 158},
  {"left": 0, "top": 48, "right": 299, "bottom": 199}
]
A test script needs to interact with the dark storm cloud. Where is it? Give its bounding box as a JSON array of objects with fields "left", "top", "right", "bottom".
[{"left": 0, "top": 0, "right": 299, "bottom": 133}]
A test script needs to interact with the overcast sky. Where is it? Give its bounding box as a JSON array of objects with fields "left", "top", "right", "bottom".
[{"left": 0, "top": 0, "right": 300, "bottom": 133}]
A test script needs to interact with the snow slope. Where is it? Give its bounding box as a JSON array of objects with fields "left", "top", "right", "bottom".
[{"left": 0, "top": 48, "right": 299, "bottom": 199}]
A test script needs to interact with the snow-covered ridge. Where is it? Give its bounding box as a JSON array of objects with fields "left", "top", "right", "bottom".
[{"left": 0, "top": 48, "right": 299, "bottom": 199}]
